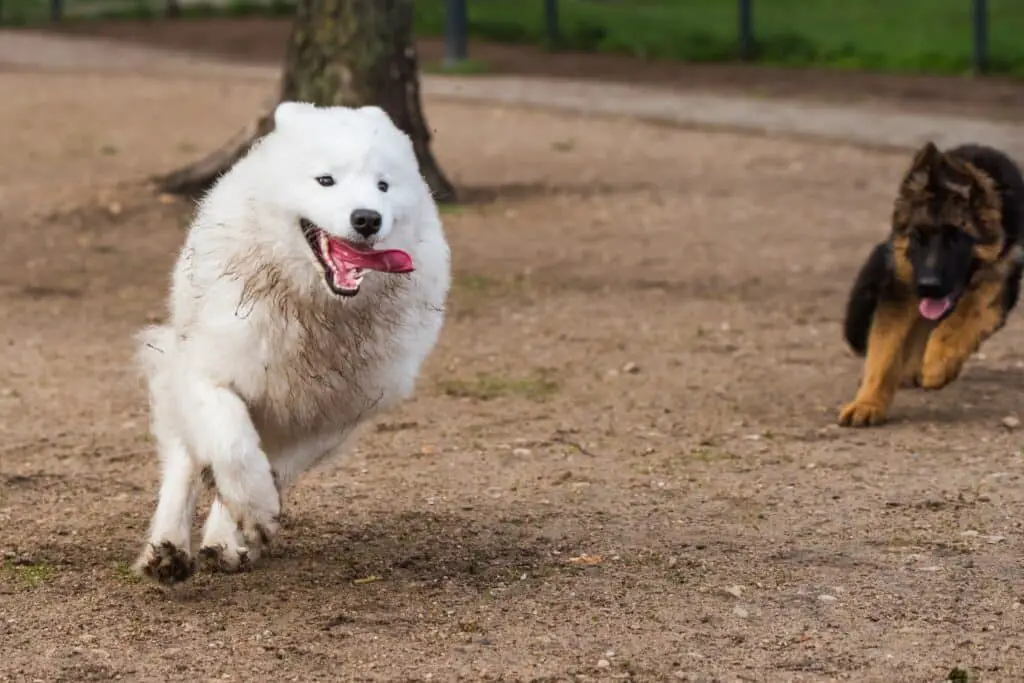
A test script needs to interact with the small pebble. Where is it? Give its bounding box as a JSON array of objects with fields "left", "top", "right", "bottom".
[
  {"left": 596, "top": 659, "right": 611, "bottom": 669},
  {"left": 723, "top": 585, "right": 743, "bottom": 599},
  {"left": 622, "top": 362, "right": 640, "bottom": 374},
  {"left": 818, "top": 594, "right": 838, "bottom": 603},
  {"left": 732, "top": 606, "right": 749, "bottom": 618},
  {"left": 1002, "top": 416, "right": 1020, "bottom": 430}
]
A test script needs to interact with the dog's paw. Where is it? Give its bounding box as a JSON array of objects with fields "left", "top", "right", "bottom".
[
  {"left": 223, "top": 499, "right": 281, "bottom": 553},
  {"left": 243, "top": 515, "right": 281, "bottom": 550},
  {"left": 900, "top": 374, "right": 922, "bottom": 389},
  {"left": 212, "top": 461, "right": 282, "bottom": 555},
  {"left": 917, "top": 358, "right": 964, "bottom": 390},
  {"left": 134, "top": 541, "right": 196, "bottom": 585},
  {"left": 197, "top": 544, "right": 253, "bottom": 574},
  {"left": 837, "top": 400, "right": 887, "bottom": 428}
]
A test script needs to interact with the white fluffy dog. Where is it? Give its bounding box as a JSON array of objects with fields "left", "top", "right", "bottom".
[{"left": 133, "top": 102, "right": 451, "bottom": 584}]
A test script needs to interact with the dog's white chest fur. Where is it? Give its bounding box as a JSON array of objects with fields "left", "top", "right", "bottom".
[{"left": 208, "top": 248, "right": 447, "bottom": 451}]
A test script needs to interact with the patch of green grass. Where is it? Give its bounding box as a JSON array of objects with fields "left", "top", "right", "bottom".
[
  {"left": 423, "top": 57, "right": 492, "bottom": 76},
  {"left": 0, "top": 561, "right": 55, "bottom": 589},
  {"left": 550, "top": 139, "right": 576, "bottom": 153},
  {"left": 438, "top": 369, "right": 560, "bottom": 402},
  {"left": 438, "top": 201, "right": 466, "bottom": 215},
  {"left": 453, "top": 273, "right": 501, "bottom": 294},
  {"left": 112, "top": 560, "right": 143, "bottom": 583},
  {"left": 690, "top": 447, "right": 738, "bottom": 463},
  {"left": 448, "top": 272, "right": 527, "bottom": 319},
  {"left": 412, "top": 0, "right": 1024, "bottom": 77}
]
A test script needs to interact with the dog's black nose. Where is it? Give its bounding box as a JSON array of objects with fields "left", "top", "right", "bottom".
[
  {"left": 916, "top": 274, "right": 944, "bottom": 299},
  {"left": 350, "top": 209, "right": 382, "bottom": 238}
]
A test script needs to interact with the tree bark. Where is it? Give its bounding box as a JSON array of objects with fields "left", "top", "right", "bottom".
[{"left": 155, "top": 0, "right": 456, "bottom": 202}]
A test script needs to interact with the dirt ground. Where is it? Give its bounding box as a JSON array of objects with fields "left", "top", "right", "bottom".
[{"left": 3, "top": 26, "right": 1024, "bottom": 683}]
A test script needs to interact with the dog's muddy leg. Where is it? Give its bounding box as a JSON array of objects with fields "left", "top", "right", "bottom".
[
  {"left": 134, "top": 435, "right": 200, "bottom": 585},
  {"left": 198, "top": 497, "right": 253, "bottom": 573},
  {"left": 838, "top": 300, "right": 920, "bottom": 427},
  {"left": 918, "top": 278, "right": 1005, "bottom": 389},
  {"left": 189, "top": 382, "right": 281, "bottom": 556}
]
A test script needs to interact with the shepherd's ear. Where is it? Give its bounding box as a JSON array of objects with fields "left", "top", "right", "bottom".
[
  {"left": 899, "top": 141, "right": 943, "bottom": 196},
  {"left": 273, "top": 101, "right": 316, "bottom": 131},
  {"left": 908, "top": 141, "right": 942, "bottom": 173}
]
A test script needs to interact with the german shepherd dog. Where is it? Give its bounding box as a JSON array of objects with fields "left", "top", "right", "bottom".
[{"left": 838, "top": 141, "right": 1024, "bottom": 427}]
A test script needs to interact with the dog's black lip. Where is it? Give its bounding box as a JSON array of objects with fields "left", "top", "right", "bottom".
[
  {"left": 299, "top": 218, "right": 360, "bottom": 297},
  {"left": 937, "top": 291, "right": 963, "bottom": 321}
]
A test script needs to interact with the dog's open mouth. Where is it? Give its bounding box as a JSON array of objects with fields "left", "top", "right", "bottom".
[
  {"left": 918, "top": 294, "right": 959, "bottom": 321},
  {"left": 300, "top": 219, "right": 414, "bottom": 296}
]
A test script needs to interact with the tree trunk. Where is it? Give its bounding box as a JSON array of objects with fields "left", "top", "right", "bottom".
[{"left": 155, "top": 0, "right": 456, "bottom": 202}]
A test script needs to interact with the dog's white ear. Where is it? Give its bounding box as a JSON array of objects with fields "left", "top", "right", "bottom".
[
  {"left": 357, "top": 105, "right": 396, "bottom": 129},
  {"left": 273, "top": 101, "right": 316, "bottom": 131}
]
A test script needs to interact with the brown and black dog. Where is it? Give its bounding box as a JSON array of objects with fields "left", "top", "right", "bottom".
[{"left": 838, "top": 141, "right": 1024, "bottom": 427}]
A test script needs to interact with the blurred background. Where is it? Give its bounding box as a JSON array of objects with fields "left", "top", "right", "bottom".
[{"left": 4, "top": 0, "right": 1023, "bottom": 77}]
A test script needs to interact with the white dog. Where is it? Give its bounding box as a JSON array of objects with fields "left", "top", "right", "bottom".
[{"left": 133, "top": 102, "right": 451, "bottom": 584}]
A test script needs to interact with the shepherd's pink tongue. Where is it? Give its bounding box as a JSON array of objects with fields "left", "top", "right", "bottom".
[
  {"left": 919, "top": 296, "right": 953, "bottom": 321},
  {"left": 326, "top": 237, "right": 414, "bottom": 273}
]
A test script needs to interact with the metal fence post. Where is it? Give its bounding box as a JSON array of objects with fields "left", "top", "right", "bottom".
[
  {"left": 737, "top": 0, "right": 753, "bottom": 60},
  {"left": 443, "top": 0, "right": 468, "bottom": 66},
  {"left": 49, "top": 0, "right": 62, "bottom": 21},
  {"left": 972, "top": 0, "right": 988, "bottom": 74},
  {"left": 544, "top": 0, "right": 560, "bottom": 48}
]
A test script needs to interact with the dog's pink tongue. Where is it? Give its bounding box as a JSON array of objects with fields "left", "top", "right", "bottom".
[
  {"left": 326, "top": 238, "right": 414, "bottom": 273},
  {"left": 919, "top": 296, "right": 953, "bottom": 321}
]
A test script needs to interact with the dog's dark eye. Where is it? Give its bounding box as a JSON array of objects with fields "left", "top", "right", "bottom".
[
  {"left": 315, "top": 175, "right": 336, "bottom": 187},
  {"left": 377, "top": 180, "right": 389, "bottom": 193}
]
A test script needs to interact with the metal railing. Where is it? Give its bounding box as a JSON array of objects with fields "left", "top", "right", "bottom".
[{"left": 442, "top": 0, "right": 995, "bottom": 75}]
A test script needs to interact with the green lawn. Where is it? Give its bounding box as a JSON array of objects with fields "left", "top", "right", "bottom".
[
  {"left": 4, "top": 0, "right": 1024, "bottom": 78},
  {"left": 413, "top": 0, "right": 1024, "bottom": 77}
]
